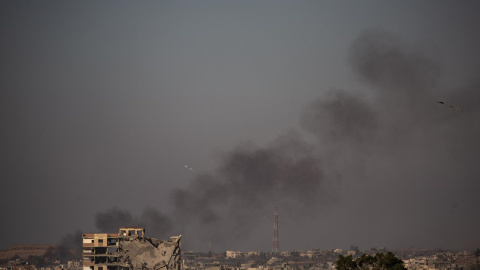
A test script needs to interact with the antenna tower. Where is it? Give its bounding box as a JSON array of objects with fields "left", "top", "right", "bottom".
[{"left": 272, "top": 207, "right": 279, "bottom": 253}]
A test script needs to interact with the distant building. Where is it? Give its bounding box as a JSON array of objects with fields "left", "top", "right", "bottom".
[
  {"left": 13, "top": 266, "right": 36, "bottom": 270},
  {"left": 346, "top": 250, "right": 356, "bottom": 256},
  {"left": 245, "top": 251, "right": 262, "bottom": 257},
  {"left": 225, "top": 251, "right": 243, "bottom": 259},
  {"left": 300, "top": 251, "right": 314, "bottom": 258}
]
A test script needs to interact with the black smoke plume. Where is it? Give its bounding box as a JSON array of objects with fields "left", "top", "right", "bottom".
[
  {"left": 94, "top": 207, "right": 172, "bottom": 239},
  {"left": 166, "top": 29, "right": 480, "bottom": 250},
  {"left": 91, "top": 29, "right": 480, "bottom": 250},
  {"left": 300, "top": 89, "right": 378, "bottom": 145},
  {"left": 44, "top": 230, "right": 83, "bottom": 262},
  {"left": 170, "top": 132, "right": 336, "bottom": 246}
]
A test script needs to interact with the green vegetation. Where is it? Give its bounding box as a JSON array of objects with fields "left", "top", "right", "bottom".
[{"left": 336, "top": 252, "right": 406, "bottom": 270}]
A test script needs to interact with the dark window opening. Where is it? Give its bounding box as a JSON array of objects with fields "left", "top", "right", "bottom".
[
  {"left": 107, "top": 247, "right": 117, "bottom": 255},
  {"left": 95, "top": 257, "right": 107, "bottom": 264},
  {"left": 95, "top": 248, "right": 107, "bottom": 254}
]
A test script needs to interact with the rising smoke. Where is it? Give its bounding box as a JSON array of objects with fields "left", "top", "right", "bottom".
[
  {"left": 170, "top": 132, "right": 336, "bottom": 247},
  {"left": 94, "top": 206, "right": 172, "bottom": 239},
  {"left": 91, "top": 29, "right": 480, "bottom": 251},
  {"left": 47, "top": 230, "right": 83, "bottom": 262}
]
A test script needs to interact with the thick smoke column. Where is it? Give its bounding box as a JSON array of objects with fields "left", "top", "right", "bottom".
[
  {"left": 349, "top": 30, "right": 480, "bottom": 146},
  {"left": 350, "top": 30, "right": 441, "bottom": 95},
  {"left": 170, "top": 132, "right": 335, "bottom": 248},
  {"left": 300, "top": 90, "right": 378, "bottom": 145},
  {"left": 91, "top": 29, "right": 480, "bottom": 251},
  {"left": 345, "top": 30, "right": 480, "bottom": 249},
  {"left": 42, "top": 230, "right": 83, "bottom": 261},
  {"left": 167, "top": 29, "right": 480, "bottom": 250}
]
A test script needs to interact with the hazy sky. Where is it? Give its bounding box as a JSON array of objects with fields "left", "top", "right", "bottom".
[{"left": 1, "top": 1, "right": 479, "bottom": 252}]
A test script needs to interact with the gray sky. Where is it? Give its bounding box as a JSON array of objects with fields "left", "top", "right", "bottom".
[{"left": 1, "top": 1, "right": 479, "bottom": 252}]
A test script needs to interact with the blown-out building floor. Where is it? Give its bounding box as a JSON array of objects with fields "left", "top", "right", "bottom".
[{"left": 82, "top": 227, "right": 181, "bottom": 270}]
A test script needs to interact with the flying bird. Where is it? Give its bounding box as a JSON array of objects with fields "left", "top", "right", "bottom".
[{"left": 184, "top": 165, "right": 194, "bottom": 171}]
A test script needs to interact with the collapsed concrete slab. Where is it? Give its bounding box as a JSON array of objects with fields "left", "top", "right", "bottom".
[{"left": 118, "top": 235, "right": 182, "bottom": 270}]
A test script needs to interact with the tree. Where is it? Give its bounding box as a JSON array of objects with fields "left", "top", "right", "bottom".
[
  {"left": 336, "top": 252, "right": 406, "bottom": 270},
  {"left": 336, "top": 255, "right": 357, "bottom": 270},
  {"left": 357, "top": 254, "right": 375, "bottom": 270},
  {"left": 371, "top": 252, "right": 405, "bottom": 270}
]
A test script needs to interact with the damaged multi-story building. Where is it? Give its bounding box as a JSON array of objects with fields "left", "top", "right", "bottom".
[{"left": 82, "top": 227, "right": 181, "bottom": 270}]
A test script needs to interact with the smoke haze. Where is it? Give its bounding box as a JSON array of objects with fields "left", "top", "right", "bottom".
[
  {"left": 94, "top": 207, "right": 172, "bottom": 240},
  {"left": 88, "top": 29, "right": 480, "bottom": 251},
  {"left": 1, "top": 1, "right": 479, "bottom": 252}
]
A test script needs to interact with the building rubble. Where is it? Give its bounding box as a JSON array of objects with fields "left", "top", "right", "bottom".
[{"left": 83, "top": 227, "right": 181, "bottom": 270}]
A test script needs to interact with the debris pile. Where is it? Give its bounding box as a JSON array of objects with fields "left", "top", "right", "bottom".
[
  {"left": 82, "top": 227, "right": 181, "bottom": 270},
  {"left": 118, "top": 235, "right": 182, "bottom": 270}
]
